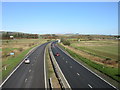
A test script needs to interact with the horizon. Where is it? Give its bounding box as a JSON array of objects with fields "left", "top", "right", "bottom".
[{"left": 1, "top": 30, "right": 119, "bottom": 36}]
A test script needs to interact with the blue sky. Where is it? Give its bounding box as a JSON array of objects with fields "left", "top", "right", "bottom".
[{"left": 2, "top": 2, "right": 118, "bottom": 35}]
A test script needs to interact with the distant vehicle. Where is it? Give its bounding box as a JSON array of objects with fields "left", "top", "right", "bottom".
[
  {"left": 56, "top": 53, "right": 60, "bottom": 56},
  {"left": 24, "top": 58, "right": 30, "bottom": 64}
]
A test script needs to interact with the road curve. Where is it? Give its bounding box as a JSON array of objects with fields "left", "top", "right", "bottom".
[
  {"left": 2, "top": 42, "right": 49, "bottom": 88},
  {"left": 51, "top": 42, "right": 116, "bottom": 89}
]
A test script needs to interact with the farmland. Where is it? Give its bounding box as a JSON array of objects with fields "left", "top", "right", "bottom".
[
  {"left": 70, "top": 40, "right": 118, "bottom": 67},
  {"left": 59, "top": 39, "right": 119, "bottom": 82}
]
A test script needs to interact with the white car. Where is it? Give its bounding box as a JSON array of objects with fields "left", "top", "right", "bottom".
[{"left": 24, "top": 58, "right": 30, "bottom": 64}]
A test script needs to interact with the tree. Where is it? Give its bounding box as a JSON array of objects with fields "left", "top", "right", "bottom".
[{"left": 61, "top": 38, "right": 71, "bottom": 46}]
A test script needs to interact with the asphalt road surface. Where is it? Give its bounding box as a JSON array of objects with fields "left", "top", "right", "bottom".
[
  {"left": 51, "top": 42, "right": 116, "bottom": 89},
  {"left": 2, "top": 42, "right": 49, "bottom": 88}
]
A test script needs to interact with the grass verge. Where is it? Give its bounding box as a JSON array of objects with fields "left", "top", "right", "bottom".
[
  {"left": 58, "top": 43, "right": 119, "bottom": 83},
  {"left": 46, "top": 44, "right": 61, "bottom": 88},
  {"left": 2, "top": 45, "right": 38, "bottom": 80}
]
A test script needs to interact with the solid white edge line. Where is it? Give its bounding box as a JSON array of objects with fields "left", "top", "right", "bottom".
[
  {"left": 0, "top": 58, "right": 25, "bottom": 88},
  {"left": 88, "top": 84, "right": 92, "bottom": 88},
  {"left": 0, "top": 44, "right": 41, "bottom": 88},
  {"left": 57, "top": 45, "right": 118, "bottom": 89},
  {"left": 50, "top": 43, "right": 71, "bottom": 89},
  {"left": 44, "top": 46, "right": 47, "bottom": 89}
]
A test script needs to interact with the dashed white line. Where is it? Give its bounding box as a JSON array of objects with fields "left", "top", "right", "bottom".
[
  {"left": 66, "top": 61, "right": 68, "bottom": 63},
  {"left": 77, "top": 73, "right": 80, "bottom": 76},
  {"left": 70, "top": 66, "right": 72, "bottom": 68},
  {"left": 29, "top": 69, "right": 31, "bottom": 72},
  {"left": 0, "top": 44, "right": 41, "bottom": 88},
  {"left": 50, "top": 43, "right": 71, "bottom": 89},
  {"left": 25, "top": 78, "right": 27, "bottom": 82},
  {"left": 88, "top": 84, "right": 92, "bottom": 88},
  {"left": 57, "top": 46, "right": 117, "bottom": 89}
]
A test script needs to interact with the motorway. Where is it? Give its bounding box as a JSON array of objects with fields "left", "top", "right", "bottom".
[
  {"left": 51, "top": 42, "right": 116, "bottom": 89},
  {"left": 2, "top": 42, "right": 48, "bottom": 88}
]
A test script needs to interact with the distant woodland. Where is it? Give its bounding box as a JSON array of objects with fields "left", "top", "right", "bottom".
[{"left": 0, "top": 31, "right": 119, "bottom": 40}]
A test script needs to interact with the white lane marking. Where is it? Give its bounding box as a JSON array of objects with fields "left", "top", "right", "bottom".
[
  {"left": 25, "top": 78, "right": 27, "bottom": 82},
  {"left": 29, "top": 69, "right": 31, "bottom": 72},
  {"left": 44, "top": 46, "right": 47, "bottom": 89},
  {"left": 70, "top": 66, "right": 72, "bottom": 68},
  {"left": 63, "top": 57, "right": 64, "bottom": 60},
  {"left": 66, "top": 61, "right": 68, "bottom": 63},
  {"left": 88, "top": 84, "right": 92, "bottom": 88},
  {"left": 57, "top": 46, "right": 117, "bottom": 89},
  {"left": 0, "top": 44, "right": 41, "bottom": 88},
  {"left": 77, "top": 73, "right": 80, "bottom": 76},
  {"left": 0, "top": 57, "right": 25, "bottom": 87},
  {"left": 32, "top": 64, "right": 33, "bottom": 66},
  {"left": 50, "top": 43, "right": 71, "bottom": 89}
]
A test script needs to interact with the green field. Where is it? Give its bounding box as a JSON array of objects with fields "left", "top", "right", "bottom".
[
  {"left": 59, "top": 43, "right": 119, "bottom": 82},
  {"left": 66, "top": 48, "right": 119, "bottom": 82},
  {"left": 71, "top": 40, "right": 118, "bottom": 61}
]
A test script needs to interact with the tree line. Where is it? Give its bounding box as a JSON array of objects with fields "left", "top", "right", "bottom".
[{"left": 2, "top": 31, "right": 39, "bottom": 39}]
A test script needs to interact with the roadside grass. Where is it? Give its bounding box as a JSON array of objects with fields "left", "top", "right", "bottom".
[
  {"left": 2, "top": 39, "right": 47, "bottom": 63},
  {"left": 1, "top": 39, "right": 47, "bottom": 80},
  {"left": 58, "top": 43, "right": 119, "bottom": 82},
  {"left": 2, "top": 45, "right": 36, "bottom": 80},
  {"left": 2, "top": 39, "right": 47, "bottom": 60},
  {"left": 46, "top": 46, "right": 54, "bottom": 78},
  {"left": 2, "top": 48, "right": 18, "bottom": 56},
  {"left": 2, "top": 39, "right": 43, "bottom": 57}
]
